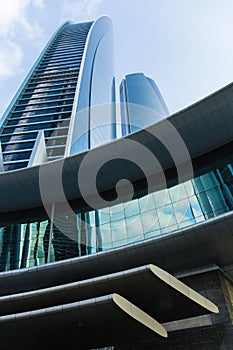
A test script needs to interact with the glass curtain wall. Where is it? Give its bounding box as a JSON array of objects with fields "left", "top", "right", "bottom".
[
  {"left": 120, "top": 73, "right": 169, "bottom": 135},
  {"left": 0, "top": 22, "right": 92, "bottom": 171},
  {"left": 0, "top": 157, "right": 232, "bottom": 272}
]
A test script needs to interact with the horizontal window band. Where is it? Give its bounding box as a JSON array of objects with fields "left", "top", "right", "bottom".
[
  {"left": 15, "top": 99, "right": 73, "bottom": 108},
  {"left": 3, "top": 148, "right": 33, "bottom": 154},
  {"left": 26, "top": 80, "right": 77, "bottom": 87},
  {"left": 34, "top": 65, "right": 80, "bottom": 73},
  {"left": 12, "top": 103, "right": 73, "bottom": 114},
  {"left": 17, "top": 97, "right": 74, "bottom": 108},
  {"left": 1, "top": 139, "right": 36, "bottom": 145},
  {"left": 51, "top": 38, "right": 87, "bottom": 44},
  {"left": 41, "top": 54, "right": 83, "bottom": 64},
  {"left": 10, "top": 110, "right": 72, "bottom": 119},
  {"left": 52, "top": 40, "right": 86, "bottom": 46},
  {"left": 34, "top": 65, "right": 81, "bottom": 74},
  {"left": 44, "top": 48, "right": 85, "bottom": 57},
  {"left": 29, "top": 75, "right": 79, "bottom": 84},
  {"left": 23, "top": 85, "right": 77, "bottom": 94},
  {"left": 3, "top": 152, "right": 31, "bottom": 160},
  {"left": 20, "top": 90, "right": 76, "bottom": 97},
  {"left": 10, "top": 109, "right": 72, "bottom": 117},
  {"left": 18, "top": 91, "right": 75, "bottom": 101},
  {"left": 3, "top": 143, "right": 66, "bottom": 155},
  {"left": 44, "top": 50, "right": 84, "bottom": 59},
  {"left": 33, "top": 69, "right": 80, "bottom": 77},
  {"left": 1, "top": 135, "right": 67, "bottom": 145},
  {"left": 49, "top": 39, "right": 87, "bottom": 46},
  {"left": 27, "top": 78, "right": 78, "bottom": 87},
  {"left": 53, "top": 36, "right": 88, "bottom": 43},
  {"left": 3, "top": 159, "right": 30, "bottom": 165},
  {"left": 41, "top": 55, "right": 82, "bottom": 63},
  {"left": 4, "top": 117, "right": 71, "bottom": 129},
  {"left": 22, "top": 87, "right": 76, "bottom": 95},
  {"left": 47, "top": 44, "right": 86, "bottom": 51},
  {"left": 32, "top": 69, "right": 80, "bottom": 77},
  {"left": 48, "top": 44, "right": 86, "bottom": 52},
  {"left": 1, "top": 126, "right": 69, "bottom": 137},
  {"left": 58, "top": 32, "right": 89, "bottom": 37},
  {"left": 17, "top": 97, "right": 74, "bottom": 106},
  {"left": 42, "top": 54, "right": 82, "bottom": 62},
  {"left": 4, "top": 164, "right": 28, "bottom": 170},
  {"left": 2, "top": 123, "right": 70, "bottom": 135}
]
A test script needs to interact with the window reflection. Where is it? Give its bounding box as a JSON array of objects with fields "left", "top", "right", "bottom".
[{"left": 0, "top": 154, "right": 232, "bottom": 271}]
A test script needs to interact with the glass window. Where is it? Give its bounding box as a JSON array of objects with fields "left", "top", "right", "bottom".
[
  {"left": 141, "top": 210, "right": 160, "bottom": 233},
  {"left": 109, "top": 203, "right": 125, "bottom": 221},
  {"left": 157, "top": 204, "right": 176, "bottom": 229},
  {"left": 173, "top": 199, "right": 192, "bottom": 223},
  {"left": 169, "top": 183, "right": 188, "bottom": 202},
  {"left": 99, "top": 222, "right": 112, "bottom": 245},
  {"left": 139, "top": 193, "right": 155, "bottom": 212},
  {"left": 124, "top": 199, "right": 140, "bottom": 217},
  {"left": 126, "top": 215, "right": 143, "bottom": 238},
  {"left": 189, "top": 196, "right": 205, "bottom": 222},
  {"left": 111, "top": 220, "right": 127, "bottom": 246},
  {"left": 184, "top": 180, "right": 195, "bottom": 196},
  {"left": 153, "top": 190, "right": 171, "bottom": 207}
]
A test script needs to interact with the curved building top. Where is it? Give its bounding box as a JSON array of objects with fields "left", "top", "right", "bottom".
[
  {"left": 0, "top": 16, "right": 115, "bottom": 171},
  {"left": 120, "top": 72, "right": 169, "bottom": 135}
]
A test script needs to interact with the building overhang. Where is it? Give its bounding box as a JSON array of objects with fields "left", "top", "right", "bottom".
[
  {"left": 0, "top": 264, "right": 218, "bottom": 348},
  {"left": 0, "top": 293, "right": 167, "bottom": 349},
  {"left": 0, "top": 264, "right": 218, "bottom": 321}
]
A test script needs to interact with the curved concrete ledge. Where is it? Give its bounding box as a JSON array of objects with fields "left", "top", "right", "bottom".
[
  {"left": 0, "top": 264, "right": 218, "bottom": 322},
  {"left": 0, "top": 293, "right": 167, "bottom": 349},
  {"left": 112, "top": 293, "right": 167, "bottom": 338},
  {"left": 149, "top": 265, "right": 218, "bottom": 314}
]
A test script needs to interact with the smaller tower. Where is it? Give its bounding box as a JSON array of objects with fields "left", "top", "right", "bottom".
[{"left": 120, "top": 73, "right": 169, "bottom": 136}]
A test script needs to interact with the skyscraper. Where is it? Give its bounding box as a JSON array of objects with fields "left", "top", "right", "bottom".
[
  {"left": 0, "top": 16, "right": 115, "bottom": 171},
  {"left": 120, "top": 73, "right": 169, "bottom": 135},
  {"left": 0, "top": 17, "right": 233, "bottom": 350}
]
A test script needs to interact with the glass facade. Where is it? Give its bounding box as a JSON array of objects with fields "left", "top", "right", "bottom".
[
  {"left": 0, "top": 153, "right": 232, "bottom": 271},
  {"left": 0, "top": 17, "right": 116, "bottom": 170},
  {"left": 120, "top": 73, "right": 169, "bottom": 136},
  {"left": 69, "top": 16, "right": 116, "bottom": 154},
  {"left": 0, "top": 21, "right": 93, "bottom": 171}
]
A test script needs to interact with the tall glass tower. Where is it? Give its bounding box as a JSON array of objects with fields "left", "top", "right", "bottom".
[
  {"left": 0, "top": 16, "right": 115, "bottom": 172},
  {"left": 120, "top": 73, "right": 169, "bottom": 136}
]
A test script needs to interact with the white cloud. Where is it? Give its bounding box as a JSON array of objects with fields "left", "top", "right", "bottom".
[
  {"left": 0, "top": 39, "right": 23, "bottom": 78},
  {"left": 33, "top": 0, "right": 45, "bottom": 8},
  {"left": 62, "top": 0, "right": 103, "bottom": 22},
  {"left": 0, "top": 0, "right": 44, "bottom": 80},
  {"left": 0, "top": 0, "right": 34, "bottom": 37}
]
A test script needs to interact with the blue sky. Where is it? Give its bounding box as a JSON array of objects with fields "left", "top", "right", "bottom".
[{"left": 0, "top": 0, "right": 233, "bottom": 117}]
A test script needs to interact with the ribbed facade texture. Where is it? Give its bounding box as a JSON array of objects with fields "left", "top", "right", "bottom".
[{"left": 0, "top": 22, "right": 92, "bottom": 171}]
